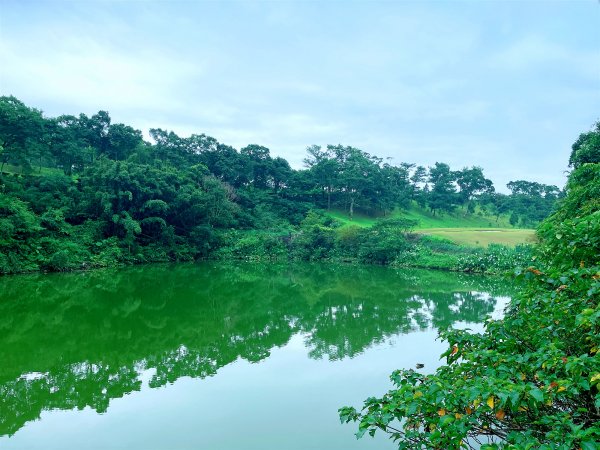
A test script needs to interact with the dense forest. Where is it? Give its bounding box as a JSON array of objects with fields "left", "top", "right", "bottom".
[{"left": 0, "top": 96, "right": 562, "bottom": 274}]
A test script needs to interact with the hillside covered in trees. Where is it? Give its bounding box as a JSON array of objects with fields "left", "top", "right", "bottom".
[{"left": 0, "top": 96, "right": 564, "bottom": 274}]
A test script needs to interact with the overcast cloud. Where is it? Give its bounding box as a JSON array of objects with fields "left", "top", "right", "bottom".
[{"left": 1, "top": 0, "right": 598, "bottom": 190}]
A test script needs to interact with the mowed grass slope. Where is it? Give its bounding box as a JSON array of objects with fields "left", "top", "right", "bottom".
[
  {"left": 397, "top": 206, "right": 513, "bottom": 229},
  {"left": 415, "top": 228, "right": 537, "bottom": 247},
  {"left": 326, "top": 205, "right": 512, "bottom": 229},
  {"left": 325, "top": 206, "right": 536, "bottom": 247},
  {"left": 1, "top": 164, "right": 65, "bottom": 176}
]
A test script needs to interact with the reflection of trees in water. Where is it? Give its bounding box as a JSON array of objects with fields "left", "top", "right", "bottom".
[{"left": 0, "top": 263, "right": 513, "bottom": 437}]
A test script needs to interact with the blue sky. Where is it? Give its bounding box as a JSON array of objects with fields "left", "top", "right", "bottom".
[{"left": 1, "top": 0, "right": 598, "bottom": 190}]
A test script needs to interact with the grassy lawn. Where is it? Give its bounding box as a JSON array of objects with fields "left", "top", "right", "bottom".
[
  {"left": 326, "top": 205, "right": 513, "bottom": 230},
  {"left": 325, "top": 207, "right": 535, "bottom": 247},
  {"left": 397, "top": 207, "right": 512, "bottom": 229},
  {"left": 415, "top": 228, "right": 537, "bottom": 247},
  {"left": 326, "top": 210, "right": 379, "bottom": 227},
  {"left": 1, "top": 164, "right": 64, "bottom": 177}
]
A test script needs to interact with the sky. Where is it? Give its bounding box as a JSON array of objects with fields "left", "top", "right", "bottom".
[{"left": 0, "top": 0, "right": 598, "bottom": 191}]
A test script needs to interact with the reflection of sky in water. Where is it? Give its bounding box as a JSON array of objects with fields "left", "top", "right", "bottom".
[
  {"left": 453, "top": 293, "right": 511, "bottom": 332},
  {"left": 3, "top": 331, "right": 445, "bottom": 450},
  {"left": 0, "top": 263, "right": 514, "bottom": 450}
]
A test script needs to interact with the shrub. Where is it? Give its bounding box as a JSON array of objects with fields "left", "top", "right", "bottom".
[
  {"left": 358, "top": 229, "right": 409, "bottom": 265},
  {"left": 215, "top": 231, "right": 288, "bottom": 261},
  {"left": 291, "top": 225, "right": 336, "bottom": 260},
  {"left": 40, "top": 241, "right": 90, "bottom": 272},
  {"left": 335, "top": 225, "right": 363, "bottom": 258}
]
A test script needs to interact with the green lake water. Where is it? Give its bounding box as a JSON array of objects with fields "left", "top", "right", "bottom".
[{"left": 0, "top": 262, "right": 513, "bottom": 449}]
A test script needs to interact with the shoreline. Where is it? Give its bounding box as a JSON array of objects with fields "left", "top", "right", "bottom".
[{"left": 0, "top": 253, "right": 515, "bottom": 278}]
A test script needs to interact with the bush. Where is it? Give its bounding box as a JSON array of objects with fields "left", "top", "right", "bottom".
[
  {"left": 90, "top": 237, "right": 123, "bottom": 267},
  {"left": 335, "top": 225, "right": 363, "bottom": 258},
  {"left": 214, "top": 231, "right": 288, "bottom": 261},
  {"left": 358, "top": 229, "right": 409, "bottom": 265},
  {"left": 408, "top": 236, "right": 533, "bottom": 274},
  {"left": 455, "top": 244, "right": 533, "bottom": 274},
  {"left": 291, "top": 225, "right": 336, "bottom": 260},
  {"left": 40, "top": 241, "right": 90, "bottom": 272}
]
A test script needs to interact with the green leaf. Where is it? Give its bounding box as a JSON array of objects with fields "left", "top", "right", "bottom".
[
  {"left": 581, "top": 441, "right": 598, "bottom": 450},
  {"left": 529, "top": 388, "right": 544, "bottom": 403}
]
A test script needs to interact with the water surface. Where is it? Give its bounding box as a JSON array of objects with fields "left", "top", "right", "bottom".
[{"left": 0, "top": 262, "right": 512, "bottom": 449}]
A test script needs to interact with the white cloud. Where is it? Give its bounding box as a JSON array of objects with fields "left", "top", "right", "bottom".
[
  {"left": 0, "top": 0, "right": 596, "bottom": 191},
  {"left": 0, "top": 35, "right": 203, "bottom": 114},
  {"left": 488, "top": 35, "right": 599, "bottom": 80}
]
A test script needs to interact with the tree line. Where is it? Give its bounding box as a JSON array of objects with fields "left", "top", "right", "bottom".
[{"left": 0, "top": 96, "right": 563, "bottom": 273}]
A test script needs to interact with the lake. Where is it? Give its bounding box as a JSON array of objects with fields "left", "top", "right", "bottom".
[{"left": 0, "top": 262, "right": 513, "bottom": 449}]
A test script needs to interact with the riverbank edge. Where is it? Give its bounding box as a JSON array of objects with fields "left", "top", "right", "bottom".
[{"left": 0, "top": 251, "right": 523, "bottom": 278}]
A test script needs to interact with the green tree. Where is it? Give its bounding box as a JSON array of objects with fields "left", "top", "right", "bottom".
[
  {"left": 241, "top": 144, "right": 272, "bottom": 189},
  {"left": 506, "top": 180, "right": 561, "bottom": 227},
  {"left": 380, "top": 163, "right": 411, "bottom": 211},
  {"left": 410, "top": 165, "right": 428, "bottom": 207},
  {"left": 149, "top": 128, "right": 187, "bottom": 166},
  {"left": 456, "top": 166, "right": 494, "bottom": 212},
  {"left": 569, "top": 121, "right": 600, "bottom": 169},
  {"left": 427, "top": 162, "right": 458, "bottom": 215},
  {"left": 106, "top": 123, "right": 143, "bottom": 160},
  {"left": 80, "top": 110, "right": 111, "bottom": 155},
  {"left": 331, "top": 145, "right": 384, "bottom": 218},
  {"left": 0, "top": 96, "right": 46, "bottom": 173},
  {"left": 304, "top": 145, "right": 339, "bottom": 210},
  {"left": 357, "top": 218, "right": 416, "bottom": 264},
  {"left": 201, "top": 143, "right": 250, "bottom": 188},
  {"left": 47, "top": 115, "right": 89, "bottom": 175}
]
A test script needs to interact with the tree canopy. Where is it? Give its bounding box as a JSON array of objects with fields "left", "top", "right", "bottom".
[{"left": 0, "top": 96, "right": 562, "bottom": 273}]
